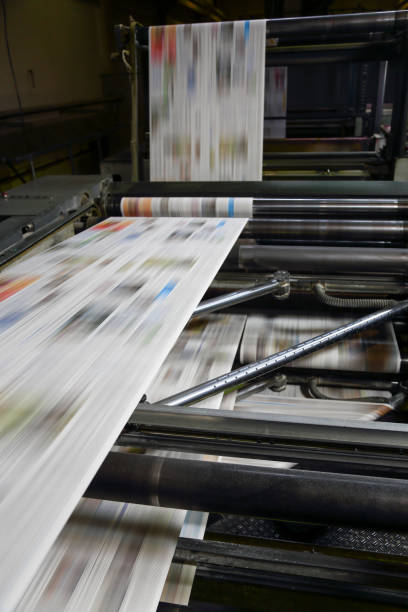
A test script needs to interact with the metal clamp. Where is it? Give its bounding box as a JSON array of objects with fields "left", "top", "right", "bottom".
[
  {"left": 273, "top": 270, "right": 290, "bottom": 300},
  {"left": 192, "top": 270, "right": 290, "bottom": 318}
]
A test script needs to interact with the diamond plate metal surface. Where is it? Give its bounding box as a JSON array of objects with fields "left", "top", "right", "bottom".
[{"left": 207, "top": 515, "right": 408, "bottom": 556}]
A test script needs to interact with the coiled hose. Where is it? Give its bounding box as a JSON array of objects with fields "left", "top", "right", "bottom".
[{"left": 314, "top": 283, "right": 397, "bottom": 309}]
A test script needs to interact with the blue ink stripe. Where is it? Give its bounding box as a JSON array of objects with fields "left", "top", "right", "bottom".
[
  {"left": 154, "top": 281, "right": 176, "bottom": 301},
  {"left": 228, "top": 198, "right": 234, "bottom": 217}
]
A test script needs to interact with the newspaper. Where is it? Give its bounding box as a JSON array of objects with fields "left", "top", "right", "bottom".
[
  {"left": 240, "top": 314, "right": 401, "bottom": 373},
  {"left": 16, "top": 314, "right": 247, "bottom": 612},
  {"left": 120, "top": 196, "right": 253, "bottom": 218},
  {"left": 148, "top": 313, "right": 247, "bottom": 606},
  {"left": 234, "top": 389, "right": 392, "bottom": 421},
  {"left": 146, "top": 313, "right": 246, "bottom": 407},
  {"left": 149, "top": 20, "right": 266, "bottom": 180},
  {"left": 0, "top": 216, "right": 246, "bottom": 611}
]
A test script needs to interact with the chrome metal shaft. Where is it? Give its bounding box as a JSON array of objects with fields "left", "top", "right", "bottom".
[
  {"left": 159, "top": 298, "right": 408, "bottom": 406},
  {"left": 192, "top": 272, "right": 289, "bottom": 317},
  {"left": 253, "top": 198, "right": 408, "bottom": 216}
]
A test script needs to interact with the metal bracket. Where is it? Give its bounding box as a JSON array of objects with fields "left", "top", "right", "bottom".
[{"left": 192, "top": 270, "right": 290, "bottom": 317}]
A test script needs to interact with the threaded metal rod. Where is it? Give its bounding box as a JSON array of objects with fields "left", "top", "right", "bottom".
[
  {"left": 158, "top": 298, "right": 408, "bottom": 407},
  {"left": 192, "top": 273, "right": 289, "bottom": 317}
]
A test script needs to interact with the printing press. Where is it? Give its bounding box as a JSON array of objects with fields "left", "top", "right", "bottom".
[
  {"left": 4, "top": 9, "right": 408, "bottom": 611},
  {"left": 1, "top": 175, "right": 408, "bottom": 608},
  {"left": 102, "top": 180, "right": 408, "bottom": 609}
]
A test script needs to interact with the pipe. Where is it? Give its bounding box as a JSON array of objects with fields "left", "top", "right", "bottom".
[
  {"left": 265, "top": 39, "right": 398, "bottom": 65},
  {"left": 109, "top": 196, "right": 408, "bottom": 218},
  {"left": 374, "top": 61, "right": 388, "bottom": 134},
  {"left": 192, "top": 273, "right": 289, "bottom": 317},
  {"left": 252, "top": 198, "right": 408, "bottom": 216},
  {"left": 109, "top": 181, "right": 408, "bottom": 201},
  {"left": 135, "top": 11, "right": 408, "bottom": 45},
  {"left": 85, "top": 452, "right": 408, "bottom": 529},
  {"left": 125, "top": 403, "right": 408, "bottom": 445},
  {"left": 243, "top": 219, "right": 406, "bottom": 242},
  {"left": 265, "top": 11, "right": 408, "bottom": 38},
  {"left": 262, "top": 152, "right": 379, "bottom": 159},
  {"left": 239, "top": 245, "right": 408, "bottom": 275},
  {"left": 134, "top": 11, "right": 408, "bottom": 44},
  {"left": 158, "top": 298, "right": 408, "bottom": 407}
]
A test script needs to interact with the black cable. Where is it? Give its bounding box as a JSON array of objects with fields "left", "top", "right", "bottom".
[
  {"left": 307, "top": 377, "right": 391, "bottom": 405},
  {"left": 1, "top": 0, "right": 25, "bottom": 125}
]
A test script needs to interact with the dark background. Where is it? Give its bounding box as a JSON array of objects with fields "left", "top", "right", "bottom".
[{"left": 0, "top": 0, "right": 403, "bottom": 189}]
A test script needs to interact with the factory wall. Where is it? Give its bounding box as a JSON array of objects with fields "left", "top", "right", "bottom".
[{"left": 0, "top": 0, "right": 112, "bottom": 113}]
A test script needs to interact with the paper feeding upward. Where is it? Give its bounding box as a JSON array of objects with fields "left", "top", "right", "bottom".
[
  {"left": 120, "top": 196, "right": 253, "bottom": 218},
  {"left": 149, "top": 20, "right": 266, "bottom": 181},
  {"left": 0, "top": 216, "right": 246, "bottom": 611}
]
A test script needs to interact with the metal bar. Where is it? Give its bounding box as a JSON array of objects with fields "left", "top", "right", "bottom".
[
  {"left": 126, "top": 403, "right": 408, "bottom": 450},
  {"left": 238, "top": 245, "right": 408, "bottom": 274},
  {"left": 157, "top": 298, "right": 408, "bottom": 406},
  {"left": 174, "top": 536, "right": 403, "bottom": 577},
  {"left": 252, "top": 199, "right": 408, "bottom": 217},
  {"left": 389, "top": 32, "right": 408, "bottom": 161},
  {"left": 374, "top": 61, "right": 388, "bottom": 133},
  {"left": 174, "top": 538, "right": 408, "bottom": 606},
  {"left": 264, "top": 11, "right": 408, "bottom": 38},
  {"left": 85, "top": 452, "right": 408, "bottom": 528},
  {"left": 262, "top": 151, "right": 379, "bottom": 158},
  {"left": 242, "top": 218, "right": 406, "bottom": 242},
  {"left": 134, "top": 11, "right": 408, "bottom": 44},
  {"left": 110, "top": 180, "right": 408, "bottom": 199},
  {"left": 110, "top": 197, "right": 408, "bottom": 218},
  {"left": 130, "top": 21, "right": 139, "bottom": 181},
  {"left": 262, "top": 158, "right": 375, "bottom": 169},
  {"left": 176, "top": 536, "right": 408, "bottom": 584},
  {"left": 191, "top": 274, "right": 288, "bottom": 317},
  {"left": 117, "top": 431, "right": 408, "bottom": 473},
  {"left": 265, "top": 114, "right": 368, "bottom": 121},
  {"left": 265, "top": 40, "right": 398, "bottom": 65},
  {"left": 214, "top": 273, "right": 407, "bottom": 298}
]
